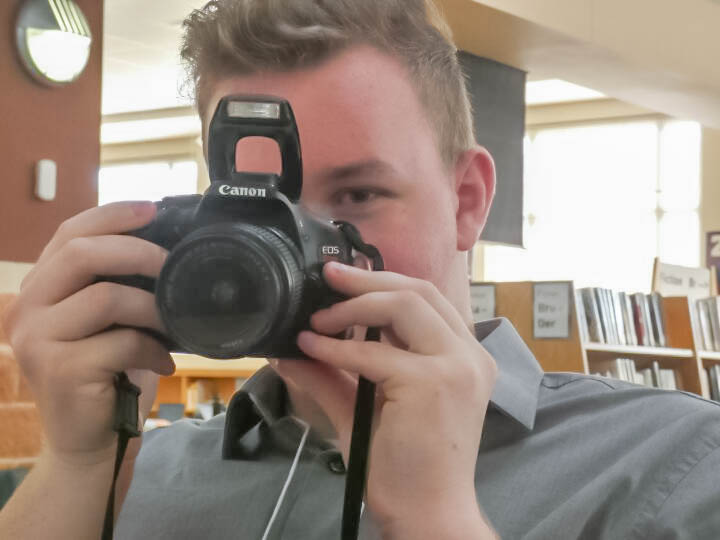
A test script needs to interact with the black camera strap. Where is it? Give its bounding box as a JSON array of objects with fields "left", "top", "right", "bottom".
[
  {"left": 336, "top": 222, "right": 384, "bottom": 540},
  {"left": 102, "top": 372, "right": 141, "bottom": 540}
]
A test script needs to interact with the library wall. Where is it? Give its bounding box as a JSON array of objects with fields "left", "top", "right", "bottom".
[
  {"left": 0, "top": 0, "right": 103, "bottom": 263},
  {"left": 701, "top": 128, "right": 720, "bottom": 263}
]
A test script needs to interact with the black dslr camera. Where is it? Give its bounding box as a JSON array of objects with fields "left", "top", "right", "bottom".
[{"left": 110, "top": 95, "right": 380, "bottom": 359}]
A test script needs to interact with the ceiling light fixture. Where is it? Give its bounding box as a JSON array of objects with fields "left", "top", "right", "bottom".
[{"left": 16, "top": 0, "right": 92, "bottom": 86}]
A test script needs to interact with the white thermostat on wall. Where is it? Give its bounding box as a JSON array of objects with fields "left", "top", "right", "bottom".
[{"left": 35, "top": 159, "right": 57, "bottom": 201}]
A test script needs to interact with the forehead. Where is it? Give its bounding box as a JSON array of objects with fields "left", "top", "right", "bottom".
[{"left": 202, "top": 46, "right": 440, "bottom": 174}]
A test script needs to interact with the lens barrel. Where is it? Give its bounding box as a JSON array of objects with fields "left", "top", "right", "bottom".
[{"left": 156, "top": 223, "right": 304, "bottom": 358}]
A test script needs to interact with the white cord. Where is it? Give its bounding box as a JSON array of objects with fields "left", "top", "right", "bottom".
[{"left": 261, "top": 418, "right": 311, "bottom": 540}]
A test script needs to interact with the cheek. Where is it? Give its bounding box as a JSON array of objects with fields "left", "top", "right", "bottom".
[{"left": 361, "top": 198, "right": 458, "bottom": 289}]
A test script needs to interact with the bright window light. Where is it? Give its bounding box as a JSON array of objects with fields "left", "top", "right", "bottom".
[
  {"left": 101, "top": 115, "right": 201, "bottom": 144},
  {"left": 526, "top": 79, "right": 605, "bottom": 106},
  {"left": 98, "top": 160, "right": 198, "bottom": 206},
  {"left": 483, "top": 119, "right": 701, "bottom": 292}
]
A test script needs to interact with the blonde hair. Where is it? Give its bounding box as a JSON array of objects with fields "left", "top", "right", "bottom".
[{"left": 181, "top": 0, "right": 475, "bottom": 168}]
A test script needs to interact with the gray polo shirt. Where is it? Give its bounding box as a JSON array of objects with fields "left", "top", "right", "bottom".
[{"left": 116, "top": 318, "right": 720, "bottom": 539}]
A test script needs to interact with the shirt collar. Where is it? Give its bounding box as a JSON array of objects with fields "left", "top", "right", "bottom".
[
  {"left": 475, "top": 318, "right": 544, "bottom": 432},
  {"left": 224, "top": 317, "right": 544, "bottom": 455}
]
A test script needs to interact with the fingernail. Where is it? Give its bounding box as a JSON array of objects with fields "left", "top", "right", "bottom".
[
  {"left": 297, "top": 331, "right": 315, "bottom": 348},
  {"left": 132, "top": 201, "right": 156, "bottom": 217},
  {"left": 326, "top": 261, "right": 352, "bottom": 272}
]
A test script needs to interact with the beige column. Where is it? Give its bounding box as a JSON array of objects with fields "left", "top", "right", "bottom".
[{"left": 700, "top": 127, "right": 720, "bottom": 265}]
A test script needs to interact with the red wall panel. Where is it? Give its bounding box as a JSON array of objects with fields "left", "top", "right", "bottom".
[{"left": 0, "top": 0, "right": 102, "bottom": 262}]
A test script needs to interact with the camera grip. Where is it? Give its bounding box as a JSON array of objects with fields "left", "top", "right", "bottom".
[{"left": 101, "top": 273, "right": 156, "bottom": 294}]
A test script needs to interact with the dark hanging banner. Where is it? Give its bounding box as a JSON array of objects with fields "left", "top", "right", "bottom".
[{"left": 458, "top": 51, "right": 526, "bottom": 247}]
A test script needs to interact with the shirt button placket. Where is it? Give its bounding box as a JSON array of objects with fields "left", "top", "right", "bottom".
[{"left": 328, "top": 453, "right": 346, "bottom": 474}]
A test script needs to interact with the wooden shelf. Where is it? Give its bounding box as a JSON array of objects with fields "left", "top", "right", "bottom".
[
  {"left": 485, "top": 281, "right": 708, "bottom": 399},
  {"left": 584, "top": 343, "right": 694, "bottom": 358},
  {"left": 171, "top": 353, "right": 267, "bottom": 374}
]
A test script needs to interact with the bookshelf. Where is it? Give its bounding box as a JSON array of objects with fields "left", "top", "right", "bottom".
[
  {"left": 583, "top": 343, "right": 694, "bottom": 358},
  {"left": 482, "top": 281, "right": 710, "bottom": 399}
]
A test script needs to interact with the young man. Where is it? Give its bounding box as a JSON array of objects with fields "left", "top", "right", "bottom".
[{"left": 2, "top": 1, "right": 720, "bottom": 539}]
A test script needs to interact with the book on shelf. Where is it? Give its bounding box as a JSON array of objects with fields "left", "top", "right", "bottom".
[
  {"left": 579, "top": 288, "right": 603, "bottom": 342},
  {"left": 576, "top": 288, "right": 667, "bottom": 348},
  {"left": 574, "top": 291, "right": 589, "bottom": 343},
  {"left": 694, "top": 297, "right": 720, "bottom": 351},
  {"left": 637, "top": 293, "right": 658, "bottom": 347},
  {"left": 592, "top": 288, "right": 609, "bottom": 343},
  {"left": 592, "top": 358, "right": 677, "bottom": 390},
  {"left": 630, "top": 293, "right": 647, "bottom": 346},
  {"left": 649, "top": 292, "right": 667, "bottom": 348},
  {"left": 611, "top": 290, "right": 626, "bottom": 346},
  {"left": 708, "top": 365, "right": 720, "bottom": 402},
  {"left": 619, "top": 292, "right": 637, "bottom": 346},
  {"left": 697, "top": 300, "right": 714, "bottom": 351},
  {"left": 603, "top": 289, "right": 619, "bottom": 344}
]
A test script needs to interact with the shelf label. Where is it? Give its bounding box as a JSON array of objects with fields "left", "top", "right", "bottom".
[
  {"left": 653, "top": 258, "right": 712, "bottom": 300},
  {"left": 470, "top": 283, "right": 496, "bottom": 322},
  {"left": 533, "top": 282, "right": 571, "bottom": 339}
]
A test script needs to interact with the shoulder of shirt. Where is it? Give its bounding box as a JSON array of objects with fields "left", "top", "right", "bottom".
[
  {"left": 141, "top": 414, "right": 227, "bottom": 452},
  {"left": 539, "top": 371, "right": 720, "bottom": 417}
]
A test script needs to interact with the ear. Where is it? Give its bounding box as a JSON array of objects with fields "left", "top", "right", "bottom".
[{"left": 453, "top": 145, "right": 496, "bottom": 251}]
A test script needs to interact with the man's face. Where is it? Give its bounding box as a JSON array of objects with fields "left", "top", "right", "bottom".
[{"left": 204, "top": 46, "right": 463, "bottom": 299}]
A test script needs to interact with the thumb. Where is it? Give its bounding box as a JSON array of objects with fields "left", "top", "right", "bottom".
[{"left": 271, "top": 358, "right": 357, "bottom": 460}]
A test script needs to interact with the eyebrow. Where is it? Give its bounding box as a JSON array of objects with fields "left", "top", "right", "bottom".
[{"left": 314, "top": 159, "right": 400, "bottom": 183}]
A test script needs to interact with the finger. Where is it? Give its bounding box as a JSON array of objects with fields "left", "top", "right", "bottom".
[
  {"left": 311, "top": 290, "right": 456, "bottom": 355},
  {"left": 71, "top": 327, "right": 175, "bottom": 378},
  {"left": 24, "top": 235, "right": 167, "bottom": 306},
  {"left": 46, "top": 282, "right": 165, "bottom": 341},
  {"left": 22, "top": 201, "right": 157, "bottom": 291},
  {"left": 323, "top": 262, "right": 472, "bottom": 339},
  {"left": 297, "top": 330, "right": 419, "bottom": 383},
  {"left": 270, "top": 358, "right": 356, "bottom": 456}
]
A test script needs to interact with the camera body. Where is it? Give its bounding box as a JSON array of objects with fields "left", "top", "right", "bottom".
[{"left": 110, "top": 95, "right": 373, "bottom": 359}]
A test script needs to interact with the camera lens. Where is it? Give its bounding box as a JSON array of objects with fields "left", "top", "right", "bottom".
[{"left": 156, "top": 223, "right": 304, "bottom": 358}]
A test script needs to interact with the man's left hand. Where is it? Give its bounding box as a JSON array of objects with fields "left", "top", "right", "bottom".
[{"left": 272, "top": 261, "right": 498, "bottom": 539}]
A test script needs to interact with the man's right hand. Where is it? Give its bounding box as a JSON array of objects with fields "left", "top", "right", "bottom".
[{"left": 1, "top": 200, "right": 175, "bottom": 469}]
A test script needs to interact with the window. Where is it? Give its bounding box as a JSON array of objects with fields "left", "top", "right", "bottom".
[
  {"left": 98, "top": 160, "right": 198, "bottom": 205},
  {"left": 482, "top": 119, "right": 701, "bottom": 292}
]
